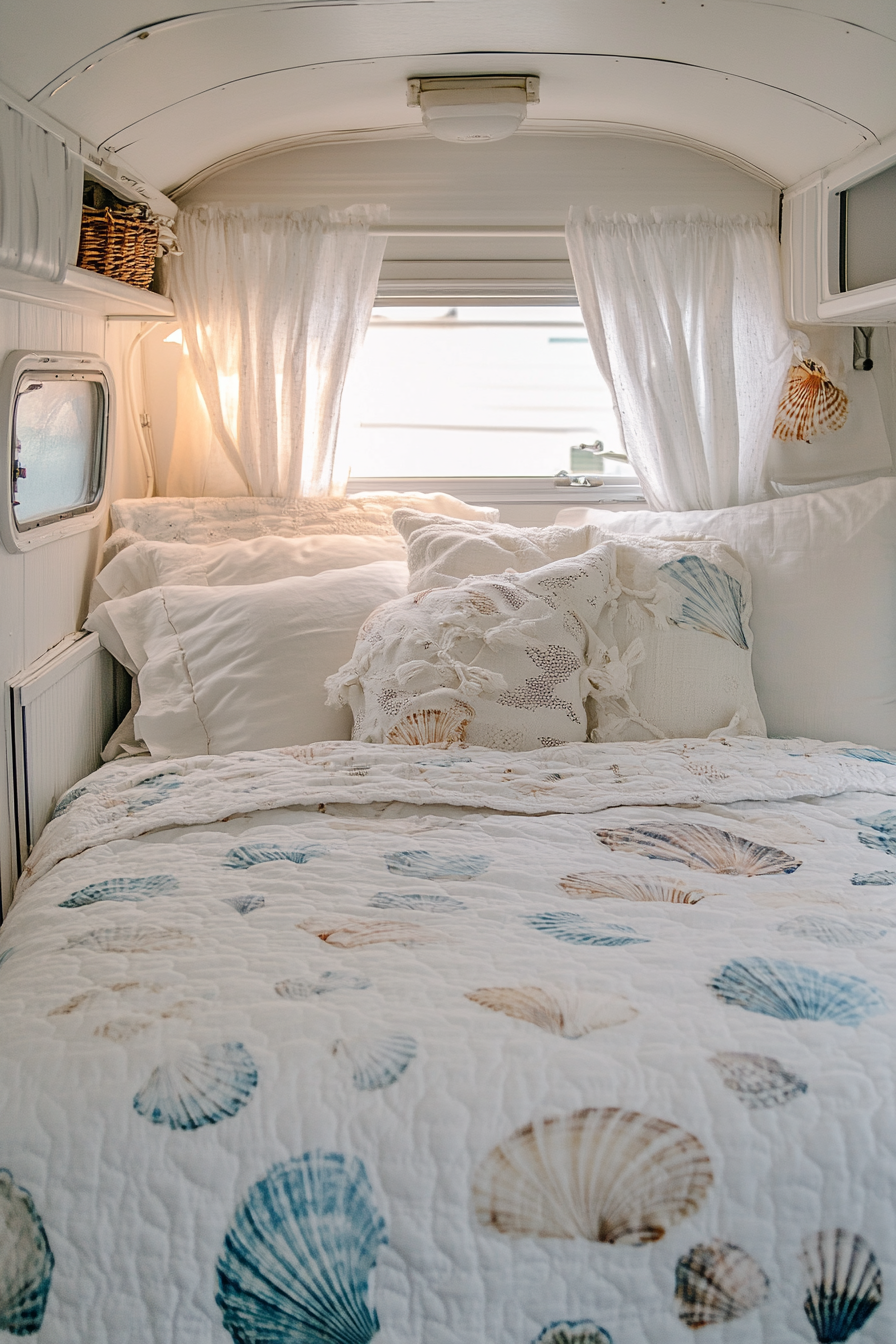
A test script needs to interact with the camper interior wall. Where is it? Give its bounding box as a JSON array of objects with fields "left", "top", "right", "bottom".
[{"left": 0, "top": 297, "right": 146, "bottom": 912}]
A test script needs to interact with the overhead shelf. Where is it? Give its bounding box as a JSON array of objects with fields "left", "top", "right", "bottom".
[{"left": 0, "top": 262, "right": 176, "bottom": 318}]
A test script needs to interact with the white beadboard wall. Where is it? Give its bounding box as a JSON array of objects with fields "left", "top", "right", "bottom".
[{"left": 0, "top": 295, "right": 145, "bottom": 913}]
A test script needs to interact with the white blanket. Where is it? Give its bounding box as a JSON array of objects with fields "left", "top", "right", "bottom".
[{"left": 2, "top": 737, "right": 896, "bottom": 1343}]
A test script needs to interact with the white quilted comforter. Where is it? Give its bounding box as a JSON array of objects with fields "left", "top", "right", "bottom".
[{"left": 2, "top": 736, "right": 896, "bottom": 1344}]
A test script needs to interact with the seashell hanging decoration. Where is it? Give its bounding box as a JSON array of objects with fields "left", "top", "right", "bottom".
[
  {"left": 675, "top": 1240, "right": 769, "bottom": 1329},
  {"left": 298, "top": 918, "right": 441, "bottom": 949},
  {"left": 216, "top": 1151, "right": 387, "bottom": 1344},
  {"left": 65, "top": 925, "right": 193, "bottom": 954},
  {"left": 658, "top": 555, "right": 748, "bottom": 648},
  {"left": 773, "top": 359, "right": 848, "bottom": 442},
  {"left": 709, "top": 957, "right": 886, "bottom": 1026},
  {"left": 383, "top": 850, "right": 489, "bottom": 881},
  {"left": 559, "top": 871, "right": 709, "bottom": 904},
  {"left": 472, "top": 1107, "right": 712, "bottom": 1246},
  {"left": 532, "top": 1324, "right": 612, "bottom": 1344},
  {"left": 223, "top": 843, "right": 328, "bottom": 870},
  {"left": 332, "top": 1032, "right": 417, "bottom": 1090},
  {"left": 387, "top": 702, "right": 474, "bottom": 748},
  {"left": 368, "top": 891, "right": 465, "bottom": 912},
  {"left": 275, "top": 971, "right": 371, "bottom": 1000},
  {"left": 594, "top": 822, "right": 800, "bottom": 876},
  {"left": 800, "top": 1229, "right": 882, "bottom": 1342},
  {"left": 59, "top": 874, "right": 179, "bottom": 908},
  {"left": 466, "top": 986, "right": 636, "bottom": 1037},
  {"left": 221, "top": 893, "right": 265, "bottom": 916},
  {"left": 777, "top": 913, "right": 887, "bottom": 947},
  {"left": 709, "top": 1052, "right": 808, "bottom": 1109},
  {"left": 133, "top": 1041, "right": 258, "bottom": 1130},
  {"left": 0, "top": 1169, "right": 54, "bottom": 1336},
  {"left": 525, "top": 912, "right": 649, "bottom": 946}
]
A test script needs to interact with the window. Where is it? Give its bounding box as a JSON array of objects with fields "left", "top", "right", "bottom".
[
  {"left": 344, "top": 306, "right": 640, "bottom": 498},
  {"left": 0, "top": 352, "right": 112, "bottom": 553}
]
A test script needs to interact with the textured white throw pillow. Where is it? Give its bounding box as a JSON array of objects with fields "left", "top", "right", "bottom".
[
  {"left": 393, "top": 509, "right": 610, "bottom": 593},
  {"left": 85, "top": 562, "right": 408, "bottom": 756},
  {"left": 90, "top": 533, "right": 408, "bottom": 611},
  {"left": 556, "top": 476, "right": 896, "bottom": 747}
]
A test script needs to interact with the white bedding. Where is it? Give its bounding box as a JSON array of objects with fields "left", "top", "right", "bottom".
[{"left": 2, "top": 736, "right": 896, "bottom": 1343}]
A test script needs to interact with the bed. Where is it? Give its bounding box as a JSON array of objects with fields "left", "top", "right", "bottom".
[{"left": 0, "top": 489, "right": 894, "bottom": 1344}]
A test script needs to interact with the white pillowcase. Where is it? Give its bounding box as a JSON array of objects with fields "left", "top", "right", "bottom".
[
  {"left": 90, "top": 533, "right": 408, "bottom": 612},
  {"left": 109, "top": 491, "right": 497, "bottom": 546},
  {"left": 393, "top": 509, "right": 610, "bottom": 593},
  {"left": 557, "top": 476, "right": 896, "bottom": 748},
  {"left": 85, "top": 562, "right": 408, "bottom": 757}
]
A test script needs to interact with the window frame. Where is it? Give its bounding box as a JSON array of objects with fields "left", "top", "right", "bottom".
[{"left": 0, "top": 350, "right": 114, "bottom": 554}]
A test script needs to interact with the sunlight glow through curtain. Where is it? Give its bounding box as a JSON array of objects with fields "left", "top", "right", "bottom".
[
  {"left": 167, "top": 204, "right": 387, "bottom": 497},
  {"left": 566, "top": 209, "right": 793, "bottom": 511}
]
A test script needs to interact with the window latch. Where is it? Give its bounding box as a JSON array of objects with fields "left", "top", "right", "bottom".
[{"left": 554, "top": 471, "right": 600, "bottom": 488}]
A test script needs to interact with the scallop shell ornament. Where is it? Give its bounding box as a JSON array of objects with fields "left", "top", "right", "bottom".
[
  {"left": 386, "top": 702, "right": 473, "bottom": 747},
  {"left": 559, "top": 871, "right": 709, "bottom": 904},
  {"left": 0, "top": 1169, "right": 54, "bottom": 1335},
  {"left": 709, "top": 1052, "right": 808, "bottom": 1109},
  {"left": 594, "top": 823, "right": 800, "bottom": 876},
  {"left": 709, "top": 957, "right": 886, "bottom": 1025},
  {"left": 466, "top": 986, "right": 636, "bottom": 1037},
  {"left": 59, "top": 874, "right": 179, "bottom": 907},
  {"left": 472, "top": 1107, "right": 712, "bottom": 1246},
  {"left": 773, "top": 359, "right": 848, "bottom": 442},
  {"left": 533, "top": 1325, "right": 612, "bottom": 1344},
  {"left": 657, "top": 555, "right": 748, "bottom": 648},
  {"left": 216, "top": 1151, "right": 387, "bottom": 1344},
  {"left": 675, "top": 1240, "right": 769, "bottom": 1329},
  {"left": 332, "top": 1032, "right": 417, "bottom": 1090},
  {"left": 800, "top": 1229, "right": 882, "bottom": 1342},
  {"left": 133, "top": 1041, "right": 258, "bottom": 1129}
]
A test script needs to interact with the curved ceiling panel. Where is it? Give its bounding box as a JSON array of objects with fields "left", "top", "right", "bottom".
[{"left": 2, "top": 0, "right": 894, "bottom": 190}]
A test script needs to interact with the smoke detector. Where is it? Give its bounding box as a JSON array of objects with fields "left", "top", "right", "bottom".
[{"left": 407, "top": 75, "right": 540, "bottom": 143}]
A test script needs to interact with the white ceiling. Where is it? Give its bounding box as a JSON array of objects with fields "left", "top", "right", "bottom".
[{"left": 3, "top": 0, "right": 896, "bottom": 194}]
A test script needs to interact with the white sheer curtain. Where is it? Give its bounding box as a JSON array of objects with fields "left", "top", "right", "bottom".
[
  {"left": 566, "top": 209, "right": 793, "bottom": 511},
  {"left": 167, "top": 204, "right": 387, "bottom": 497}
]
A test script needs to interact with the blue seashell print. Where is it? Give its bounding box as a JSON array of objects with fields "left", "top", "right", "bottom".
[
  {"left": 778, "top": 914, "right": 887, "bottom": 947},
  {"left": 222, "top": 894, "right": 265, "bottom": 915},
  {"left": 801, "top": 1229, "right": 882, "bottom": 1343},
  {"left": 709, "top": 1052, "right": 808, "bottom": 1109},
  {"left": 0, "top": 1169, "right": 54, "bottom": 1335},
  {"left": 851, "top": 871, "right": 896, "bottom": 886},
  {"left": 52, "top": 784, "right": 88, "bottom": 818},
  {"left": 533, "top": 1325, "right": 612, "bottom": 1344},
  {"left": 125, "top": 776, "right": 183, "bottom": 814},
  {"left": 276, "top": 971, "right": 371, "bottom": 1000},
  {"left": 856, "top": 810, "right": 896, "bottom": 856},
  {"left": 333, "top": 1033, "right": 417, "bottom": 1090},
  {"left": 658, "top": 554, "right": 748, "bottom": 648},
  {"left": 223, "top": 844, "right": 328, "bottom": 870},
  {"left": 0, "top": 947, "right": 14, "bottom": 971},
  {"left": 526, "top": 912, "right": 649, "bottom": 947},
  {"left": 216, "top": 1151, "right": 387, "bottom": 1344},
  {"left": 59, "top": 874, "right": 178, "bottom": 908},
  {"left": 133, "top": 1042, "right": 258, "bottom": 1130},
  {"left": 383, "top": 850, "right": 489, "bottom": 881},
  {"left": 368, "top": 891, "right": 465, "bottom": 912},
  {"left": 709, "top": 957, "right": 886, "bottom": 1026},
  {"left": 841, "top": 746, "right": 896, "bottom": 767}
]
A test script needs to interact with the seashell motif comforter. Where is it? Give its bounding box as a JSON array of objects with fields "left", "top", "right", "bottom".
[{"left": 1, "top": 736, "right": 896, "bottom": 1344}]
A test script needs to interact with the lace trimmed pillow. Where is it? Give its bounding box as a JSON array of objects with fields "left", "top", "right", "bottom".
[{"left": 325, "top": 549, "right": 620, "bottom": 752}]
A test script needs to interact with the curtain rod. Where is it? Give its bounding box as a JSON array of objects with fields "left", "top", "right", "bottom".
[{"left": 368, "top": 225, "right": 566, "bottom": 237}]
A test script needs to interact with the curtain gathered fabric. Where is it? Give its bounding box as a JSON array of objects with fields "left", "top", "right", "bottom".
[
  {"left": 167, "top": 204, "right": 387, "bottom": 497},
  {"left": 566, "top": 209, "right": 793, "bottom": 511}
]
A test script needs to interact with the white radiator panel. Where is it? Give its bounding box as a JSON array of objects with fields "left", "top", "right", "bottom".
[{"left": 5, "top": 632, "right": 127, "bottom": 907}]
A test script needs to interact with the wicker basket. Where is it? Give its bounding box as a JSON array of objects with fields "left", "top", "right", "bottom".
[{"left": 76, "top": 204, "right": 160, "bottom": 289}]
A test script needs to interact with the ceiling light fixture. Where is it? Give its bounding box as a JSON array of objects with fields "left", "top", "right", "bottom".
[{"left": 407, "top": 75, "right": 540, "bottom": 144}]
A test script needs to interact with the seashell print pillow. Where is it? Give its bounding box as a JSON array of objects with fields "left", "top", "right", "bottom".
[{"left": 325, "top": 548, "right": 620, "bottom": 751}]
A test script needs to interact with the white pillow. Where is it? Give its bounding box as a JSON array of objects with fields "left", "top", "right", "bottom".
[
  {"left": 90, "top": 533, "right": 408, "bottom": 612},
  {"left": 556, "top": 476, "right": 896, "bottom": 748},
  {"left": 85, "top": 562, "right": 408, "bottom": 757},
  {"left": 109, "top": 492, "right": 497, "bottom": 545},
  {"left": 393, "top": 509, "right": 609, "bottom": 593}
]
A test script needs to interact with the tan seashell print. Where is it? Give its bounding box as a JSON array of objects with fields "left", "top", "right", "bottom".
[
  {"left": 297, "top": 918, "right": 441, "bottom": 948},
  {"left": 773, "top": 359, "right": 848, "bottom": 442},
  {"left": 559, "top": 871, "right": 709, "bottom": 904},
  {"left": 386, "top": 702, "right": 474, "bottom": 747},
  {"left": 472, "top": 1107, "right": 712, "bottom": 1245},
  {"left": 466, "top": 985, "right": 636, "bottom": 1037}
]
